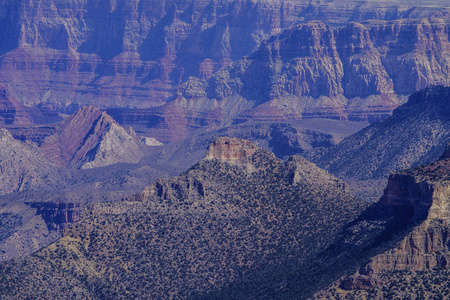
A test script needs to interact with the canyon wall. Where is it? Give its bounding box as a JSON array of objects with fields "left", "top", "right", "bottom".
[
  {"left": 0, "top": 1, "right": 449, "bottom": 141},
  {"left": 337, "top": 151, "right": 450, "bottom": 292}
]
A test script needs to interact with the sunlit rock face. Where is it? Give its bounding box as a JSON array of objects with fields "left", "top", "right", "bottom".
[
  {"left": 0, "top": 1, "right": 450, "bottom": 141},
  {"left": 41, "top": 105, "right": 144, "bottom": 169},
  {"left": 204, "top": 137, "right": 258, "bottom": 163}
]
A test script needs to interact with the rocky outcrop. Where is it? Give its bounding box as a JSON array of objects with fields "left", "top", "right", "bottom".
[
  {"left": 140, "top": 137, "right": 163, "bottom": 146},
  {"left": 6, "top": 125, "right": 58, "bottom": 146},
  {"left": 337, "top": 151, "right": 450, "bottom": 291},
  {"left": 204, "top": 137, "right": 258, "bottom": 164},
  {"left": 25, "top": 202, "right": 81, "bottom": 231},
  {"left": 41, "top": 105, "right": 145, "bottom": 169}
]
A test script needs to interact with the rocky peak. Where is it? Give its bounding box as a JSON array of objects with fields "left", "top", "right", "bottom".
[
  {"left": 204, "top": 137, "right": 258, "bottom": 163},
  {"left": 41, "top": 105, "right": 144, "bottom": 169},
  {"left": 378, "top": 143, "right": 450, "bottom": 221},
  {"left": 286, "top": 155, "right": 349, "bottom": 192},
  {"left": 0, "top": 127, "right": 61, "bottom": 195}
]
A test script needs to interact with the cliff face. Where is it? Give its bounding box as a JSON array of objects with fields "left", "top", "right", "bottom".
[
  {"left": 199, "top": 18, "right": 450, "bottom": 120},
  {"left": 25, "top": 202, "right": 81, "bottom": 231},
  {"left": 327, "top": 148, "right": 450, "bottom": 294},
  {"left": 0, "top": 0, "right": 314, "bottom": 110},
  {"left": 204, "top": 136, "right": 258, "bottom": 164},
  {"left": 0, "top": 1, "right": 449, "bottom": 141}
]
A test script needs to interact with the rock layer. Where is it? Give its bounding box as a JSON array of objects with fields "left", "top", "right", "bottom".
[
  {"left": 0, "top": 1, "right": 449, "bottom": 141},
  {"left": 41, "top": 105, "right": 144, "bottom": 169},
  {"left": 205, "top": 137, "right": 258, "bottom": 164},
  {"left": 335, "top": 150, "right": 450, "bottom": 292}
]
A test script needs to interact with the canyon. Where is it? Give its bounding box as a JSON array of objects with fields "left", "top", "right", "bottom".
[
  {"left": 0, "top": 1, "right": 449, "bottom": 141},
  {"left": 1, "top": 1, "right": 450, "bottom": 299}
]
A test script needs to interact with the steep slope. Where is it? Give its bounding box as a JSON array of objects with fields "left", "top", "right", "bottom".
[
  {"left": 308, "top": 85, "right": 450, "bottom": 199},
  {"left": 314, "top": 144, "right": 450, "bottom": 299},
  {"left": 0, "top": 128, "right": 62, "bottom": 195},
  {"left": 41, "top": 105, "right": 145, "bottom": 169},
  {"left": 312, "top": 85, "right": 450, "bottom": 177},
  {"left": 0, "top": 137, "right": 368, "bottom": 299}
]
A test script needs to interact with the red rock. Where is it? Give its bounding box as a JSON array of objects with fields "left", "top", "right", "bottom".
[
  {"left": 41, "top": 105, "right": 144, "bottom": 169},
  {"left": 205, "top": 137, "right": 258, "bottom": 163}
]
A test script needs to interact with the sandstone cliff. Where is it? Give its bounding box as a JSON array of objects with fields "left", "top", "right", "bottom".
[{"left": 0, "top": 1, "right": 449, "bottom": 142}]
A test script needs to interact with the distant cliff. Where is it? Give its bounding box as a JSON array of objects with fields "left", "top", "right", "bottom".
[{"left": 0, "top": 1, "right": 450, "bottom": 140}]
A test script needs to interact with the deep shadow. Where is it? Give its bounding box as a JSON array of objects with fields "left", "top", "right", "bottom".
[
  {"left": 0, "top": 1, "right": 20, "bottom": 55},
  {"left": 77, "top": 0, "right": 127, "bottom": 61}
]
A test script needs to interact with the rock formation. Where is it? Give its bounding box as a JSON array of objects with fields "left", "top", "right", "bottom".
[
  {"left": 0, "top": 137, "right": 368, "bottom": 299},
  {"left": 0, "top": 128, "right": 62, "bottom": 195},
  {"left": 0, "top": 1, "right": 449, "bottom": 141},
  {"left": 140, "top": 136, "right": 163, "bottom": 146},
  {"left": 41, "top": 105, "right": 145, "bottom": 169},
  {"left": 204, "top": 136, "right": 258, "bottom": 164},
  {"left": 25, "top": 202, "right": 81, "bottom": 231},
  {"left": 314, "top": 145, "right": 450, "bottom": 298}
]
